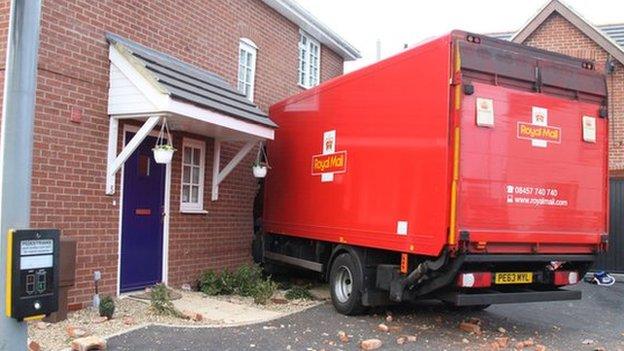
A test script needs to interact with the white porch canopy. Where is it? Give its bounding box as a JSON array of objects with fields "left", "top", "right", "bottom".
[{"left": 105, "top": 33, "right": 276, "bottom": 200}]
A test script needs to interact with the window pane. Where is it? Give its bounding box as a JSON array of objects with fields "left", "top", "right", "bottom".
[
  {"left": 192, "top": 147, "right": 200, "bottom": 165},
  {"left": 138, "top": 154, "right": 150, "bottom": 177},
  {"left": 191, "top": 186, "right": 199, "bottom": 203},
  {"left": 182, "top": 185, "right": 190, "bottom": 203},
  {"left": 239, "top": 49, "right": 245, "bottom": 64},
  {"left": 183, "top": 166, "right": 191, "bottom": 183},
  {"left": 192, "top": 166, "right": 200, "bottom": 184},
  {"left": 183, "top": 147, "right": 192, "bottom": 164},
  {"left": 238, "top": 64, "right": 244, "bottom": 81}
]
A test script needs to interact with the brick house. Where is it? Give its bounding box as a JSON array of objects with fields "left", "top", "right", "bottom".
[
  {"left": 487, "top": 0, "right": 624, "bottom": 271},
  {"left": 0, "top": 0, "right": 359, "bottom": 308}
]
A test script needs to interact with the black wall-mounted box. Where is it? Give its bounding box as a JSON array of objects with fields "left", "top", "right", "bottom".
[{"left": 6, "top": 229, "right": 59, "bottom": 321}]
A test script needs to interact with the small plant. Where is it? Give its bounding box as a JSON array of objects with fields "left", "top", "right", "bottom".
[
  {"left": 152, "top": 144, "right": 176, "bottom": 151},
  {"left": 199, "top": 269, "right": 237, "bottom": 295},
  {"left": 253, "top": 278, "right": 278, "bottom": 305},
  {"left": 285, "top": 285, "right": 314, "bottom": 300},
  {"left": 235, "top": 264, "right": 264, "bottom": 297},
  {"left": 198, "top": 264, "right": 277, "bottom": 304},
  {"left": 99, "top": 295, "right": 115, "bottom": 320},
  {"left": 150, "top": 283, "right": 181, "bottom": 317}
]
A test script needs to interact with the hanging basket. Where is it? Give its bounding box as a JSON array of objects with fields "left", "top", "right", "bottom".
[
  {"left": 153, "top": 147, "right": 174, "bottom": 164},
  {"left": 252, "top": 165, "right": 268, "bottom": 178},
  {"left": 153, "top": 117, "right": 176, "bottom": 164},
  {"left": 253, "top": 142, "right": 270, "bottom": 178}
]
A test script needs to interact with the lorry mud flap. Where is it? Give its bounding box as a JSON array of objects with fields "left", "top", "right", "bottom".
[{"left": 439, "top": 288, "right": 582, "bottom": 306}]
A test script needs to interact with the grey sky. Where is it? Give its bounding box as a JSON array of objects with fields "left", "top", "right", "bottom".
[{"left": 295, "top": 0, "right": 624, "bottom": 72}]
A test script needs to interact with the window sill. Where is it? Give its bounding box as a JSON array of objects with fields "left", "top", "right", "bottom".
[
  {"left": 179, "top": 209, "right": 208, "bottom": 215},
  {"left": 298, "top": 83, "right": 311, "bottom": 90}
]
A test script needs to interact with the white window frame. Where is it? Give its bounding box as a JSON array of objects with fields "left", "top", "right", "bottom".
[
  {"left": 298, "top": 30, "right": 321, "bottom": 89},
  {"left": 237, "top": 38, "right": 257, "bottom": 101},
  {"left": 180, "top": 138, "right": 206, "bottom": 213}
]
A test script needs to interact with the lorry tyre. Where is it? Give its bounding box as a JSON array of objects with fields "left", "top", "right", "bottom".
[{"left": 329, "top": 252, "right": 365, "bottom": 315}]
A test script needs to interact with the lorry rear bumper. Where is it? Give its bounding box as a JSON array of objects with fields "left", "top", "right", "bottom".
[
  {"left": 440, "top": 288, "right": 581, "bottom": 306},
  {"left": 462, "top": 254, "right": 595, "bottom": 263}
]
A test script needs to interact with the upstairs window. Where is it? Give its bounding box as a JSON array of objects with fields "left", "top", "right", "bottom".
[
  {"left": 298, "top": 31, "right": 320, "bottom": 88},
  {"left": 237, "top": 38, "right": 257, "bottom": 101},
  {"left": 180, "top": 138, "right": 205, "bottom": 213}
]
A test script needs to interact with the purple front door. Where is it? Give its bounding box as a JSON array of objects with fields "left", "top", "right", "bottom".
[{"left": 120, "top": 132, "right": 166, "bottom": 292}]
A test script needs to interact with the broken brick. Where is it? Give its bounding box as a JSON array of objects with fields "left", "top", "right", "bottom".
[
  {"left": 66, "top": 325, "right": 89, "bottom": 338},
  {"left": 459, "top": 321, "right": 482, "bottom": 335},
  {"left": 338, "top": 331, "right": 349, "bottom": 343},
  {"left": 28, "top": 340, "right": 41, "bottom": 351},
  {"left": 360, "top": 339, "right": 382, "bottom": 350},
  {"left": 495, "top": 336, "right": 509, "bottom": 348},
  {"left": 71, "top": 336, "right": 106, "bottom": 351}
]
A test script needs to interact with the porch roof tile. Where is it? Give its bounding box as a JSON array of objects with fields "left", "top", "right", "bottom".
[{"left": 106, "top": 33, "right": 277, "bottom": 128}]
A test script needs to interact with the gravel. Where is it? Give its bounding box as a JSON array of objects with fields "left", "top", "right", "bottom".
[{"left": 28, "top": 289, "right": 319, "bottom": 351}]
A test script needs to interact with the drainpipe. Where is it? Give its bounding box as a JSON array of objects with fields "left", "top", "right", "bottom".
[{"left": 0, "top": 0, "right": 42, "bottom": 350}]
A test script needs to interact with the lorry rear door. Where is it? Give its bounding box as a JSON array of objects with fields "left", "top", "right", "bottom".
[{"left": 454, "top": 35, "right": 608, "bottom": 254}]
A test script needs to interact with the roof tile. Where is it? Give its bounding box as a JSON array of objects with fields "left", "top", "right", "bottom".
[{"left": 106, "top": 32, "right": 276, "bottom": 128}]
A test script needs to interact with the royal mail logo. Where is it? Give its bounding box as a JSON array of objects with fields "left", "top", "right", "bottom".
[
  {"left": 517, "top": 123, "right": 561, "bottom": 143},
  {"left": 313, "top": 130, "right": 347, "bottom": 182},
  {"left": 311, "top": 151, "right": 347, "bottom": 175},
  {"left": 517, "top": 107, "right": 561, "bottom": 148}
]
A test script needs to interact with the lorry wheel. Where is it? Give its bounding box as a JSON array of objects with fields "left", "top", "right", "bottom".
[{"left": 329, "top": 252, "right": 365, "bottom": 315}]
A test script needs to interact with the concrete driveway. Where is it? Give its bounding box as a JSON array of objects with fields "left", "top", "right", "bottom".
[{"left": 107, "top": 282, "right": 624, "bottom": 350}]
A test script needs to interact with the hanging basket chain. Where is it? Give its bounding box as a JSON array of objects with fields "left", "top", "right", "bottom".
[
  {"left": 255, "top": 141, "right": 270, "bottom": 169},
  {"left": 155, "top": 117, "right": 174, "bottom": 149}
]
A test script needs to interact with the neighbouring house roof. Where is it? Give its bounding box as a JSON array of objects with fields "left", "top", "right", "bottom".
[
  {"left": 106, "top": 33, "right": 276, "bottom": 128},
  {"left": 262, "top": 0, "right": 361, "bottom": 61},
  {"left": 488, "top": 23, "right": 624, "bottom": 47},
  {"left": 485, "top": 0, "right": 624, "bottom": 64}
]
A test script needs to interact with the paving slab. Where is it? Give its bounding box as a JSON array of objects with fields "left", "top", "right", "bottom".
[{"left": 172, "top": 294, "right": 283, "bottom": 325}]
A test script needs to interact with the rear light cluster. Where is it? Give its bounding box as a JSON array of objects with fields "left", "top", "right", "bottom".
[
  {"left": 456, "top": 272, "right": 491, "bottom": 288},
  {"left": 553, "top": 271, "right": 579, "bottom": 286}
]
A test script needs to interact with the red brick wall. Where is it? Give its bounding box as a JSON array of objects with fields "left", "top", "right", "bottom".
[
  {"left": 522, "top": 13, "right": 624, "bottom": 171},
  {"left": 0, "top": 0, "right": 345, "bottom": 307}
]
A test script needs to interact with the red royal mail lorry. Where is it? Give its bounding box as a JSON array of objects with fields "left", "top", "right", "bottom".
[{"left": 257, "top": 31, "right": 608, "bottom": 315}]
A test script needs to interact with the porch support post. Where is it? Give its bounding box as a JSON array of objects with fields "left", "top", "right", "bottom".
[
  {"left": 105, "top": 115, "right": 161, "bottom": 195},
  {"left": 105, "top": 117, "right": 119, "bottom": 195},
  {"left": 217, "top": 141, "right": 255, "bottom": 184},
  {"left": 211, "top": 139, "right": 221, "bottom": 201},
  {"left": 211, "top": 140, "right": 256, "bottom": 201}
]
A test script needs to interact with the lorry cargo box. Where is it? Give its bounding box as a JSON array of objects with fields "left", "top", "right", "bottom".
[
  {"left": 259, "top": 31, "right": 608, "bottom": 314},
  {"left": 264, "top": 31, "right": 607, "bottom": 257}
]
